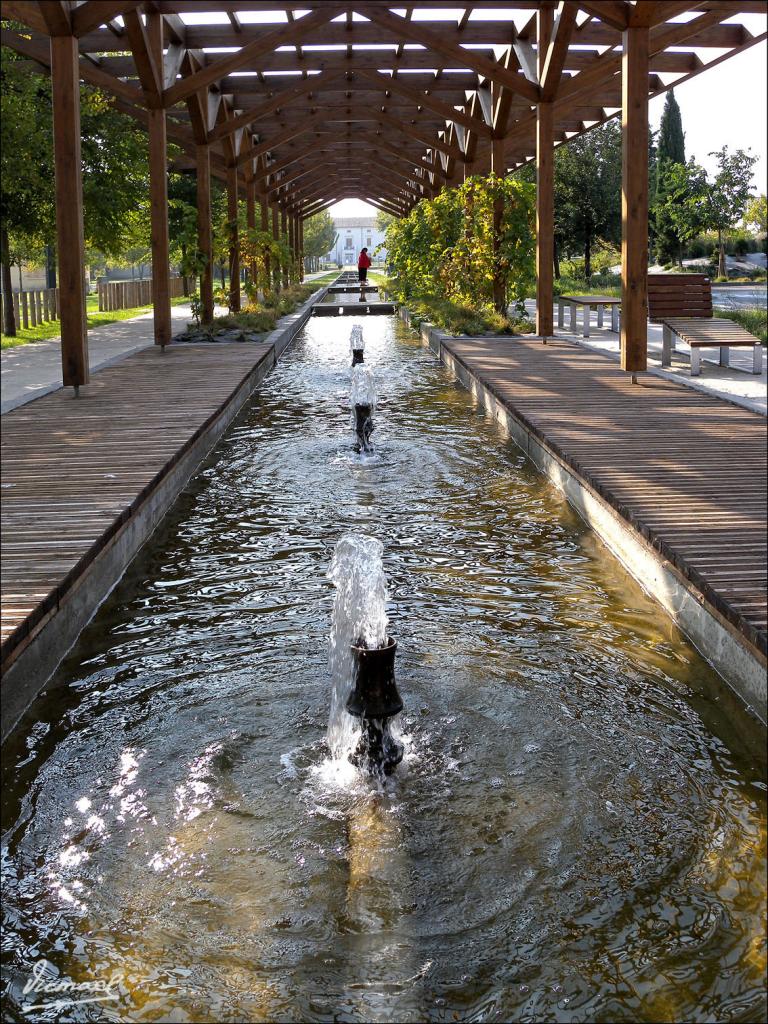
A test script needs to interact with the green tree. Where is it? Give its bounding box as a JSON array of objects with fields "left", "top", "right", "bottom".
[
  {"left": 654, "top": 91, "right": 689, "bottom": 266},
  {"left": 302, "top": 210, "right": 337, "bottom": 271},
  {"left": 1, "top": 44, "right": 155, "bottom": 333},
  {"left": 0, "top": 45, "right": 54, "bottom": 333},
  {"left": 384, "top": 174, "right": 534, "bottom": 315},
  {"left": 744, "top": 194, "right": 767, "bottom": 237},
  {"left": 657, "top": 90, "right": 685, "bottom": 166},
  {"left": 553, "top": 121, "right": 622, "bottom": 279},
  {"left": 375, "top": 211, "right": 398, "bottom": 233},
  {"left": 706, "top": 147, "right": 758, "bottom": 276},
  {"left": 653, "top": 159, "right": 709, "bottom": 259}
]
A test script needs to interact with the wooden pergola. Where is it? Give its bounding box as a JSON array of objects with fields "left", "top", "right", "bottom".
[{"left": 2, "top": 1, "right": 765, "bottom": 389}]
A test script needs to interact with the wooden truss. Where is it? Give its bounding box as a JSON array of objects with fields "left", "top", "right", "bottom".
[{"left": 1, "top": 1, "right": 766, "bottom": 381}]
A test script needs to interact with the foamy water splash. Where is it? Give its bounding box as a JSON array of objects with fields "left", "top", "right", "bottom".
[{"left": 326, "top": 534, "right": 389, "bottom": 759}]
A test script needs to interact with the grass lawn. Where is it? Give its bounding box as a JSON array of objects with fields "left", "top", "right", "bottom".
[{"left": 1, "top": 293, "right": 190, "bottom": 349}]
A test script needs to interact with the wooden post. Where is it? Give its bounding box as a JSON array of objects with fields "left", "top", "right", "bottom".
[
  {"left": 146, "top": 14, "right": 172, "bottom": 347},
  {"left": 491, "top": 137, "right": 505, "bottom": 177},
  {"left": 51, "top": 35, "right": 88, "bottom": 388},
  {"left": 536, "top": 6, "right": 554, "bottom": 339},
  {"left": 258, "top": 166, "right": 271, "bottom": 293},
  {"left": 272, "top": 205, "right": 281, "bottom": 292},
  {"left": 621, "top": 23, "right": 650, "bottom": 374},
  {"left": 280, "top": 204, "right": 289, "bottom": 287},
  {"left": 246, "top": 174, "right": 257, "bottom": 290},
  {"left": 21, "top": 291, "right": 29, "bottom": 329},
  {"left": 298, "top": 217, "right": 304, "bottom": 282},
  {"left": 196, "top": 144, "right": 214, "bottom": 323},
  {"left": 227, "top": 164, "right": 241, "bottom": 312}
]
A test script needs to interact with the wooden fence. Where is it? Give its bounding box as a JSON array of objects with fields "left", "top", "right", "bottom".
[
  {"left": 0, "top": 277, "right": 187, "bottom": 333},
  {"left": 98, "top": 276, "right": 185, "bottom": 312},
  {"left": 0, "top": 288, "right": 60, "bottom": 331}
]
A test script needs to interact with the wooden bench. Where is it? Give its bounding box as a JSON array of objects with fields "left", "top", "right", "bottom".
[
  {"left": 661, "top": 318, "right": 763, "bottom": 375},
  {"left": 648, "top": 274, "right": 763, "bottom": 376},
  {"left": 558, "top": 294, "right": 620, "bottom": 336}
]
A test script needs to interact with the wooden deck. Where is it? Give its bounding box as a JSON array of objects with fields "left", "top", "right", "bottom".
[
  {"left": 1, "top": 343, "right": 271, "bottom": 668},
  {"left": 441, "top": 336, "right": 767, "bottom": 658}
]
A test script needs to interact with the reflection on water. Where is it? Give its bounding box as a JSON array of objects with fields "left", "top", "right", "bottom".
[{"left": 1, "top": 317, "right": 765, "bottom": 1024}]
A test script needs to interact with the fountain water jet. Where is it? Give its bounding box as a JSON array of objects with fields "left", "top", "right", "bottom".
[
  {"left": 327, "top": 535, "right": 404, "bottom": 777},
  {"left": 350, "top": 364, "right": 376, "bottom": 454},
  {"left": 350, "top": 323, "right": 364, "bottom": 366}
]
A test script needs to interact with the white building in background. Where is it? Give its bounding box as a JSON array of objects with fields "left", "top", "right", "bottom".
[{"left": 326, "top": 217, "right": 387, "bottom": 266}]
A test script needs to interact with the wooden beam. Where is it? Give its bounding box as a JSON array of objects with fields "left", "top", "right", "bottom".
[
  {"left": 577, "top": 2, "right": 630, "bottom": 32},
  {"left": 373, "top": 111, "right": 465, "bottom": 160},
  {"left": 356, "top": 68, "right": 493, "bottom": 136},
  {"left": 540, "top": 2, "right": 579, "bottom": 101},
  {"left": 50, "top": 33, "right": 88, "bottom": 388},
  {"left": 123, "top": 8, "right": 162, "bottom": 106},
  {"left": 163, "top": 5, "right": 343, "bottom": 107},
  {"left": 197, "top": 145, "right": 214, "bottom": 324},
  {"left": 0, "top": 27, "right": 143, "bottom": 104},
  {"left": 361, "top": 5, "right": 541, "bottom": 104},
  {"left": 163, "top": 42, "right": 186, "bottom": 91},
  {"left": 71, "top": 1, "right": 144, "bottom": 39},
  {"left": 208, "top": 68, "right": 346, "bottom": 142},
  {"left": 39, "top": 1, "right": 72, "bottom": 36},
  {"left": 146, "top": 11, "right": 171, "bottom": 348},
  {"left": 620, "top": 22, "right": 649, "bottom": 373},
  {"left": 1, "top": 1, "right": 48, "bottom": 34},
  {"left": 536, "top": 5, "right": 554, "bottom": 338}
]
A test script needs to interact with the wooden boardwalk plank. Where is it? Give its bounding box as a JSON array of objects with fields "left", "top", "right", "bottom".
[
  {"left": 1, "top": 343, "right": 271, "bottom": 661},
  {"left": 442, "top": 336, "right": 767, "bottom": 657}
]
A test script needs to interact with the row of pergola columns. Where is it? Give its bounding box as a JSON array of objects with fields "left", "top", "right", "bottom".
[
  {"left": 47, "top": 9, "right": 650, "bottom": 394},
  {"left": 48, "top": 16, "right": 306, "bottom": 391}
]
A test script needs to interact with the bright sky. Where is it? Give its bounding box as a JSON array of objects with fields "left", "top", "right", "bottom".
[
  {"left": 650, "top": 39, "right": 767, "bottom": 192},
  {"left": 330, "top": 33, "right": 768, "bottom": 217}
]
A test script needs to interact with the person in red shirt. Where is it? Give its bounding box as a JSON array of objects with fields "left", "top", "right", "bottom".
[{"left": 357, "top": 247, "right": 372, "bottom": 283}]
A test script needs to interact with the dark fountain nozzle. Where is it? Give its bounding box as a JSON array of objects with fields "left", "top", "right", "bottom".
[
  {"left": 351, "top": 348, "right": 364, "bottom": 367},
  {"left": 346, "top": 637, "right": 404, "bottom": 777},
  {"left": 354, "top": 403, "right": 374, "bottom": 454}
]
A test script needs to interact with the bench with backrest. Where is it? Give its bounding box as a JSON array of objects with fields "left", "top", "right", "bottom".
[{"left": 647, "top": 273, "right": 762, "bottom": 376}]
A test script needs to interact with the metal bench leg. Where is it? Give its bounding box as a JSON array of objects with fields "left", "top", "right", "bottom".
[
  {"left": 754, "top": 344, "right": 763, "bottom": 375},
  {"left": 719, "top": 346, "right": 730, "bottom": 368},
  {"left": 662, "top": 324, "right": 673, "bottom": 366},
  {"left": 611, "top": 306, "right": 619, "bottom": 333},
  {"left": 557, "top": 300, "right": 564, "bottom": 329},
  {"left": 690, "top": 348, "right": 701, "bottom": 376},
  {"left": 570, "top": 302, "right": 577, "bottom": 332},
  {"left": 583, "top": 305, "right": 590, "bottom": 338},
  {"left": 597, "top": 304, "right": 604, "bottom": 327}
]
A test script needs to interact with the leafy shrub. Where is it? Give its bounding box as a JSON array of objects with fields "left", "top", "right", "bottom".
[{"left": 384, "top": 174, "right": 535, "bottom": 316}]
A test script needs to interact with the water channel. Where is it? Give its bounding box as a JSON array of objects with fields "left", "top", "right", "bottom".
[{"left": 2, "top": 312, "right": 766, "bottom": 1023}]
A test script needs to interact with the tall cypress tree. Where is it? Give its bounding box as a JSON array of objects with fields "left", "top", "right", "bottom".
[
  {"left": 654, "top": 91, "right": 687, "bottom": 265},
  {"left": 657, "top": 90, "right": 685, "bottom": 166}
]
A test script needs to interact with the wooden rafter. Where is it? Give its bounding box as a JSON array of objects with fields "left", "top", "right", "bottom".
[
  {"left": 360, "top": 4, "right": 541, "bottom": 104},
  {"left": 71, "top": 1, "right": 145, "bottom": 38},
  {"left": 163, "top": 4, "right": 344, "bottom": 107}
]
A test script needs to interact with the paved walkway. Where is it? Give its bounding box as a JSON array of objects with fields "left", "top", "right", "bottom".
[{"left": 1, "top": 303, "right": 195, "bottom": 414}]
